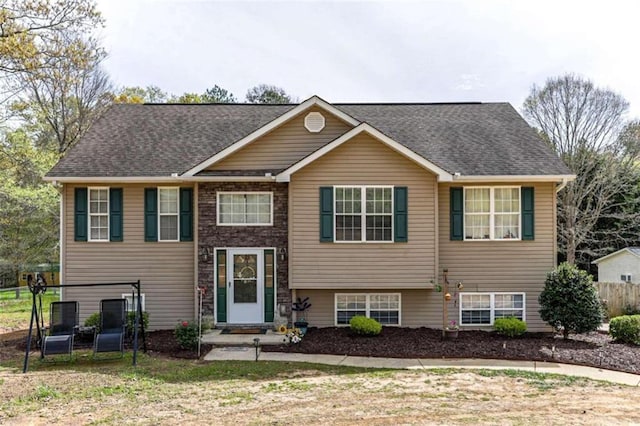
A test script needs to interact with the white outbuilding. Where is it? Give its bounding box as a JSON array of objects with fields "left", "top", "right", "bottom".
[{"left": 593, "top": 247, "right": 640, "bottom": 284}]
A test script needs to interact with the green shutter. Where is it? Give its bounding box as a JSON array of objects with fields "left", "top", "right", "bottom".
[
  {"left": 264, "top": 249, "right": 275, "bottom": 323},
  {"left": 319, "top": 187, "right": 333, "bottom": 242},
  {"left": 179, "top": 188, "right": 193, "bottom": 242},
  {"left": 394, "top": 186, "right": 408, "bottom": 242},
  {"left": 450, "top": 187, "right": 464, "bottom": 241},
  {"left": 216, "top": 250, "right": 227, "bottom": 323},
  {"left": 74, "top": 187, "right": 88, "bottom": 242},
  {"left": 109, "top": 188, "right": 123, "bottom": 242},
  {"left": 144, "top": 188, "right": 157, "bottom": 242},
  {"left": 521, "top": 187, "right": 535, "bottom": 240}
]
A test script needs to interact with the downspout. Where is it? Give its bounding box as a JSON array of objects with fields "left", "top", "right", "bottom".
[{"left": 57, "top": 182, "right": 64, "bottom": 300}]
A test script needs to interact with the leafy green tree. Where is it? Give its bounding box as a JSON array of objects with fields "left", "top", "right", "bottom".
[
  {"left": 245, "top": 84, "right": 295, "bottom": 104},
  {"left": 523, "top": 74, "right": 637, "bottom": 266},
  {"left": 0, "top": 129, "right": 58, "bottom": 286},
  {"left": 0, "top": 0, "right": 103, "bottom": 75},
  {"left": 201, "top": 85, "right": 236, "bottom": 103},
  {"left": 114, "top": 85, "right": 169, "bottom": 104},
  {"left": 170, "top": 92, "right": 203, "bottom": 104},
  {"left": 539, "top": 263, "right": 603, "bottom": 339}
]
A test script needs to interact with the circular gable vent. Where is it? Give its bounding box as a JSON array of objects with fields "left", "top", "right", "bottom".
[{"left": 304, "top": 112, "right": 325, "bottom": 133}]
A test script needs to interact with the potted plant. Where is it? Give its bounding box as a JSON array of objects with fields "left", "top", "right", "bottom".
[
  {"left": 292, "top": 297, "right": 312, "bottom": 335},
  {"left": 444, "top": 320, "right": 459, "bottom": 340}
]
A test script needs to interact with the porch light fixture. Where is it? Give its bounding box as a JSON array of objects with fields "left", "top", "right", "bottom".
[
  {"left": 199, "top": 247, "right": 212, "bottom": 262},
  {"left": 279, "top": 247, "right": 287, "bottom": 261}
]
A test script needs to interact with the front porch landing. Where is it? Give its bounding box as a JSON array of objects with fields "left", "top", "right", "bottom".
[{"left": 201, "top": 329, "right": 285, "bottom": 346}]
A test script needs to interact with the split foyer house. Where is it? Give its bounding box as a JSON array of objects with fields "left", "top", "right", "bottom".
[{"left": 45, "top": 96, "right": 574, "bottom": 331}]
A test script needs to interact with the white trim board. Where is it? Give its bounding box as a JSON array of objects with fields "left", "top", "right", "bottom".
[
  {"left": 276, "top": 123, "right": 454, "bottom": 182},
  {"left": 182, "top": 95, "right": 361, "bottom": 177}
]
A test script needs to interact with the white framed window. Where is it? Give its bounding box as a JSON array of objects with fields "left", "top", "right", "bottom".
[
  {"left": 158, "top": 187, "right": 179, "bottom": 241},
  {"left": 464, "top": 187, "right": 520, "bottom": 240},
  {"left": 122, "top": 293, "right": 146, "bottom": 312},
  {"left": 88, "top": 187, "right": 109, "bottom": 241},
  {"left": 335, "top": 186, "right": 393, "bottom": 242},
  {"left": 335, "top": 293, "right": 401, "bottom": 325},
  {"left": 621, "top": 274, "right": 632, "bottom": 283},
  {"left": 217, "top": 192, "right": 273, "bottom": 226},
  {"left": 459, "top": 292, "right": 525, "bottom": 325}
]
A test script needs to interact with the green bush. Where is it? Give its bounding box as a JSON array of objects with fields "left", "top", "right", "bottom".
[
  {"left": 174, "top": 320, "right": 199, "bottom": 350},
  {"left": 349, "top": 316, "right": 382, "bottom": 336},
  {"left": 84, "top": 311, "right": 149, "bottom": 334},
  {"left": 493, "top": 317, "right": 527, "bottom": 337},
  {"left": 127, "top": 311, "right": 150, "bottom": 334},
  {"left": 609, "top": 315, "right": 640, "bottom": 344},
  {"left": 84, "top": 312, "right": 100, "bottom": 330},
  {"left": 539, "top": 262, "right": 603, "bottom": 339}
]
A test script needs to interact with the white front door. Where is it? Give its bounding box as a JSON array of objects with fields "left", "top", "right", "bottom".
[{"left": 227, "top": 249, "right": 263, "bottom": 323}]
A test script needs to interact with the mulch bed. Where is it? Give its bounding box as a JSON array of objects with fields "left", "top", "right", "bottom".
[
  {"left": 3, "top": 327, "right": 639, "bottom": 376},
  {"left": 261, "top": 327, "right": 640, "bottom": 375}
]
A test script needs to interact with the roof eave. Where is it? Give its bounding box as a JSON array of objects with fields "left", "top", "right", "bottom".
[
  {"left": 451, "top": 174, "right": 576, "bottom": 183},
  {"left": 44, "top": 175, "right": 276, "bottom": 183}
]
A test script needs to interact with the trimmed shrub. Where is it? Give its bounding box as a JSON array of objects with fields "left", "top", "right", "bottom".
[
  {"left": 127, "top": 311, "right": 150, "bottom": 334},
  {"left": 84, "top": 311, "right": 149, "bottom": 335},
  {"left": 494, "top": 317, "right": 527, "bottom": 337},
  {"left": 349, "top": 316, "right": 382, "bottom": 336},
  {"left": 539, "top": 262, "right": 603, "bottom": 339},
  {"left": 174, "top": 320, "right": 199, "bottom": 350},
  {"left": 609, "top": 315, "right": 640, "bottom": 344},
  {"left": 84, "top": 312, "right": 100, "bottom": 330}
]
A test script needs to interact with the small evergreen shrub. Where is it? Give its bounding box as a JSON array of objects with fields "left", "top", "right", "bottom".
[
  {"left": 493, "top": 317, "right": 527, "bottom": 337},
  {"left": 609, "top": 315, "right": 640, "bottom": 345},
  {"left": 174, "top": 320, "right": 199, "bottom": 350},
  {"left": 349, "top": 316, "right": 382, "bottom": 336},
  {"left": 84, "top": 312, "right": 100, "bottom": 330},
  {"left": 127, "top": 311, "right": 150, "bottom": 334},
  {"left": 538, "top": 262, "right": 603, "bottom": 339}
]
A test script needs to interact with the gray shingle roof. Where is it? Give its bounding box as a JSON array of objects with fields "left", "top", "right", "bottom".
[
  {"left": 47, "top": 101, "right": 571, "bottom": 178},
  {"left": 628, "top": 247, "right": 640, "bottom": 256}
]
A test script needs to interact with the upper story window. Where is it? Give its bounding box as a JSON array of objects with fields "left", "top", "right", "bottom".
[
  {"left": 335, "top": 186, "right": 393, "bottom": 242},
  {"left": 88, "top": 187, "right": 109, "bottom": 241},
  {"left": 158, "top": 187, "right": 179, "bottom": 241},
  {"left": 464, "top": 187, "right": 520, "bottom": 240},
  {"left": 217, "top": 192, "right": 273, "bottom": 226},
  {"left": 144, "top": 187, "right": 192, "bottom": 242}
]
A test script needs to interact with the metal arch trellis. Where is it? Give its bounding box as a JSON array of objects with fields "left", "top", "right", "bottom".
[{"left": 22, "top": 277, "right": 147, "bottom": 373}]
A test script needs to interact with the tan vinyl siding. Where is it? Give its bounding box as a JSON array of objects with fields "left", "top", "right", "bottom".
[
  {"left": 62, "top": 183, "right": 195, "bottom": 329},
  {"left": 206, "top": 107, "right": 353, "bottom": 171},
  {"left": 296, "top": 289, "right": 439, "bottom": 327},
  {"left": 290, "top": 133, "right": 437, "bottom": 289},
  {"left": 438, "top": 182, "right": 556, "bottom": 331}
]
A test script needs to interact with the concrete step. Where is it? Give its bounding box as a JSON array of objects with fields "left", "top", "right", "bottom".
[{"left": 201, "top": 329, "right": 286, "bottom": 346}]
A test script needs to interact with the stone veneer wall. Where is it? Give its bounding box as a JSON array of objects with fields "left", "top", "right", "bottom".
[{"left": 198, "top": 182, "right": 290, "bottom": 322}]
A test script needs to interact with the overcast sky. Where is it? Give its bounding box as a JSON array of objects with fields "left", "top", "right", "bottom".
[{"left": 96, "top": 0, "right": 640, "bottom": 118}]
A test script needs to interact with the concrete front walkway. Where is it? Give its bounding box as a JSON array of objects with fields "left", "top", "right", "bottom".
[{"left": 204, "top": 347, "right": 640, "bottom": 386}]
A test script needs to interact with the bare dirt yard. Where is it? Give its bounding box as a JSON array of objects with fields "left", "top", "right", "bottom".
[
  {"left": 2, "top": 328, "right": 640, "bottom": 425},
  {"left": 1, "top": 361, "right": 639, "bottom": 425}
]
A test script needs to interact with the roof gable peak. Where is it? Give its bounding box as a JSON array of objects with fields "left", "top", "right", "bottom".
[{"left": 182, "top": 96, "right": 359, "bottom": 176}]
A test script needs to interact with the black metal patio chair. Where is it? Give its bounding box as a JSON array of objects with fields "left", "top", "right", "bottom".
[
  {"left": 41, "top": 301, "right": 79, "bottom": 360},
  {"left": 93, "top": 299, "right": 127, "bottom": 358}
]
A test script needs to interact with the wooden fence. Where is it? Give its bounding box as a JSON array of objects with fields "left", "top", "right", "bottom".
[{"left": 595, "top": 282, "right": 640, "bottom": 318}]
